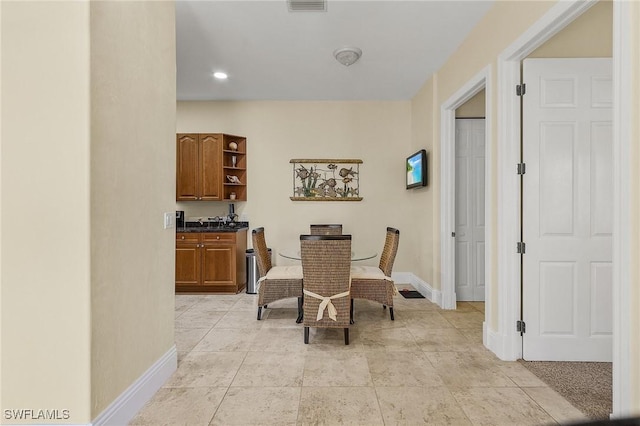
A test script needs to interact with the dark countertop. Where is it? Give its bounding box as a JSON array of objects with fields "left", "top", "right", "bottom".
[{"left": 176, "top": 221, "right": 249, "bottom": 233}]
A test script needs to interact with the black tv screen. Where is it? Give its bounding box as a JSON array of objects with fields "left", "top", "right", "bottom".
[{"left": 406, "top": 149, "right": 427, "bottom": 189}]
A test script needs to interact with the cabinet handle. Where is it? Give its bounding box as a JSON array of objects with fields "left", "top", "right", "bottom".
[
  {"left": 216, "top": 236, "right": 220, "bottom": 240},
  {"left": 181, "top": 236, "right": 185, "bottom": 240}
]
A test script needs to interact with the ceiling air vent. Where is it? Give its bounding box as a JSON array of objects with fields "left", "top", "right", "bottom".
[{"left": 287, "top": 0, "right": 327, "bottom": 12}]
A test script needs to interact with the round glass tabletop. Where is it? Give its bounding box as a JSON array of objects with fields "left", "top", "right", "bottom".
[{"left": 278, "top": 249, "right": 377, "bottom": 262}]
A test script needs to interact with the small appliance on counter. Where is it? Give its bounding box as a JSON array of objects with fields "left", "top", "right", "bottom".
[
  {"left": 176, "top": 210, "right": 185, "bottom": 228},
  {"left": 225, "top": 203, "right": 238, "bottom": 227}
]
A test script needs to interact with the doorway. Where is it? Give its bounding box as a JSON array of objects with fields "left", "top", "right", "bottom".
[
  {"left": 495, "top": 0, "right": 632, "bottom": 414},
  {"left": 455, "top": 118, "right": 486, "bottom": 302},
  {"left": 439, "top": 66, "right": 492, "bottom": 313}
]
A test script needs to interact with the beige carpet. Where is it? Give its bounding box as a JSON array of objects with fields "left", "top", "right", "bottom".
[{"left": 519, "top": 360, "right": 612, "bottom": 420}]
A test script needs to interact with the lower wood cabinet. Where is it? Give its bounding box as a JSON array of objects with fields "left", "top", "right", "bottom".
[{"left": 175, "top": 230, "right": 247, "bottom": 293}]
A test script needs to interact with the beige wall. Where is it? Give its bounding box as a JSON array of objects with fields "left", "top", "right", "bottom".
[
  {"left": 90, "top": 1, "right": 176, "bottom": 418},
  {"left": 1, "top": 1, "right": 176, "bottom": 423},
  {"left": 409, "top": 77, "right": 437, "bottom": 286},
  {"left": 456, "top": 90, "right": 486, "bottom": 118},
  {"left": 529, "top": 0, "right": 613, "bottom": 58},
  {"left": 1, "top": 0, "right": 4, "bottom": 411},
  {"left": 177, "top": 101, "right": 416, "bottom": 272},
  {"left": 1, "top": 1, "right": 92, "bottom": 422}
]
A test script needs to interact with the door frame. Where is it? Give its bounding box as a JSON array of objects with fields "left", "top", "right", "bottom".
[
  {"left": 495, "top": 0, "right": 632, "bottom": 414},
  {"left": 440, "top": 66, "right": 492, "bottom": 322}
]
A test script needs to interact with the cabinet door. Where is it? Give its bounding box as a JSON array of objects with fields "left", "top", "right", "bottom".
[
  {"left": 201, "top": 244, "right": 235, "bottom": 288},
  {"left": 176, "top": 134, "right": 200, "bottom": 201},
  {"left": 176, "top": 242, "right": 201, "bottom": 287},
  {"left": 200, "top": 134, "right": 222, "bottom": 201}
]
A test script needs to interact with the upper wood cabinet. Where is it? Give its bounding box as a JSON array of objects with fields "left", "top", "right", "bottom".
[{"left": 176, "top": 133, "right": 246, "bottom": 201}]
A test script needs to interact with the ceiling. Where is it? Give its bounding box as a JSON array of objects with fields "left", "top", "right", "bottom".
[{"left": 176, "top": 1, "right": 494, "bottom": 101}]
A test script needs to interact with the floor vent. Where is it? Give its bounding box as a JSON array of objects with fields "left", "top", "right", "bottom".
[{"left": 287, "top": 0, "right": 327, "bottom": 12}]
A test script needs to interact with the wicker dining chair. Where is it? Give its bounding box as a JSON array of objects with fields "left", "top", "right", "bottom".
[
  {"left": 300, "top": 234, "right": 352, "bottom": 345},
  {"left": 350, "top": 227, "right": 400, "bottom": 321},
  {"left": 252, "top": 228, "right": 303, "bottom": 321},
  {"left": 309, "top": 224, "right": 343, "bottom": 235}
]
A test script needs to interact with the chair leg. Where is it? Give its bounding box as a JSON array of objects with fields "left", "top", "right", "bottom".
[
  {"left": 389, "top": 307, "right": 394, "bottom": 321},
  {"left": 383, "top": 305, "right": 387, "bottom": 309},
  {"left": 257, "top": 306, "right": 262, "bottom": 320},
  {"left": 344, "top": 328, "right": 349, "bottom": 345},
  {"left": 350, "top": 299, "right": 354, "bottom": 324},
  {"left": 296, "top": 296, "right": 303, "bottom": 324},
  {"left": 304, "top": 326, "right": 309, "bottom": 344}
]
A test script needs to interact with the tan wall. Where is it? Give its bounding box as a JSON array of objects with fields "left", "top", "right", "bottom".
[
  {"left": 456, "top": 90, "right": 486, "bottom": 118},
  {"left": 1, "top": 0, "right": 4, "bottom": 411},
  {"left": 89, "top": 1, "right": 176, "bottom": 418},
  {"left": 529, "top": 0, "right": 613, "bottom": 58},
  {"left": 409, "top": 77, "right": 437, "bottom": 286},
  {"left": 1, "top": 1, "right": 176, "bottom": 423},
  {"left": 177, "top": 101, "right": 415, "bottom": 273},
  {"left": 1, "top": 1, "right": 92, "bottom": 423}
]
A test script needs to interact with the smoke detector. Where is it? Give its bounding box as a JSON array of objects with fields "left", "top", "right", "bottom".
[{"left": 333, "top": 47, "right": 362, "bottom": 67}]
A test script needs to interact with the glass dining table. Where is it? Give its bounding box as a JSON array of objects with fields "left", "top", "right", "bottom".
[{"left": 278, "top": 249, "right": 377, "bottom": 262}]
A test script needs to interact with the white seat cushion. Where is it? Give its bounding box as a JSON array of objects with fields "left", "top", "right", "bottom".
[
  {"left": 264, "top": 265, "right": 303, "bottom": 280},
  {"left": 350, "top": 265, "right": 391, "bottom": 280}
]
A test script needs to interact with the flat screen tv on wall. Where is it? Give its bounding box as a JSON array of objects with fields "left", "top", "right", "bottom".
[{"left": 406, "top": 149, "right": 427, "bottom": 189}]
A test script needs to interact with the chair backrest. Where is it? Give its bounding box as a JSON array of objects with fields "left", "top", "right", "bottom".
[
  {"left": 251, "top": 227, "right": 272, "bottom": 277},
  {"left": 309, "top": 224, "right": 343, "bottom": 235},
  {"left": 379, "top": 227, "right": 400, "bottom": 276},
  {"left": 300, "top": 234, "right": 352, "bottom": 325}
]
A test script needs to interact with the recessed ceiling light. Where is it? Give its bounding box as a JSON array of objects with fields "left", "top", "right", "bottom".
[{"left": 213, "top": 72, "right": 228, "bottom": 80}]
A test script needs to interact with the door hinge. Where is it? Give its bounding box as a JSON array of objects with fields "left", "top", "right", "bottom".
[
  {"left": 517, "top": 241, "right": 526, "bottom": 254},
  {"left": 517, "top": 320, "right": 526, "bottom": 333},
  {"left": 517, "top": 163, "right": 526, "bottom": 175},
  {"left": 516, "top": 84, "right": 526, "bottom": 96}
]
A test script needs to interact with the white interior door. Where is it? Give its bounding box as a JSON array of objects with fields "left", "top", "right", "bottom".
[
  {"left": 455, "top": 119, "right": 485, "bottom": 302},
  {"left": 522, "top": 58, "right": 612, "bottom": 361}
]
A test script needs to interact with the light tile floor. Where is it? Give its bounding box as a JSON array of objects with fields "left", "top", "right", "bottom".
[{"left": 131, "top": 286, "right": 589, "bottom": 425}]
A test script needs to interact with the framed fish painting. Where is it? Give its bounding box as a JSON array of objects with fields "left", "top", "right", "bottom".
[{"left": 289, "top": 159, "right": 363, "bottom": 201}]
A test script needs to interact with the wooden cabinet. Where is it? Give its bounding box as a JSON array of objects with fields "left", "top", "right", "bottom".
[
  {"left": 175, "top": 232, "right": 200, "bottom": 286},
  {"left": 176, "top": 133, "right": 246, "bottom": 201},
  {"left": 175, "top": 229, "right": 247, "bottom": 293}
]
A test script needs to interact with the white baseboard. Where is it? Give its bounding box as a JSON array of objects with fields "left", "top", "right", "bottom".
[
  {"left": 485, "top": 325, "right": 516, "bottom": 361},
  {"left": 92, "top": 345, "right": 177, "bottom": 426},
  {"left": 392, "top": 272, "right": 443, "bottom": 308},
  {"left": 483, "top": 321, "right": 489, "bottom": 348}
]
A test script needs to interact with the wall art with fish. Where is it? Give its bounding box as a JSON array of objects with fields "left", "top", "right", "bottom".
[{"left": 289, "top": 159, "right": 363, "bottom": 201}]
